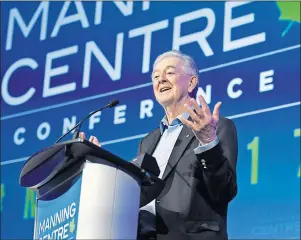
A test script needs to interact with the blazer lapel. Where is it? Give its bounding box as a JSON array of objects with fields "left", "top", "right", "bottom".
[
  {"left": 144, "top": 128, "right": 161, "bottom": 155},
  {"left": 162, "top": 125, "right": 195, "bottom": 180}
]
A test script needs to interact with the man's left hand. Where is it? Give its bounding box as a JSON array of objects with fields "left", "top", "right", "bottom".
[{"left": 179, "top": 95, "right": 222, "bottom": 145}]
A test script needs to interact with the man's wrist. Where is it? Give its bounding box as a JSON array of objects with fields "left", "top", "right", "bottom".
[
  {"left": 194, "top": 137, "right": 219, "bottom": 155},
  {"left": 197, "top": 135, "right": 217, "bottom": 145}
]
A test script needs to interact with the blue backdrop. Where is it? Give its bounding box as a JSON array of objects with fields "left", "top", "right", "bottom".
[{"left": 1, "top": 1, "right": 300, "bottom": 239}]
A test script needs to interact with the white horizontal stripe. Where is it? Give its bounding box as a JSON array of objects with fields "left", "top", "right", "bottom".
[
  {"left": 227, "top": 102, "right": 300, "bottom": 119},
  {"left": 1, "top": 157, "right": 29, "bottom": 166},
  {"left": 1, "top": 101, "right": 299, "bottom": 166},
  {"left": 101, "top": 133, "right": 148, "bottom": 145},
  {"left": 198, "top": 44, "right": 300, "bottom": 73},
  {"left": 1, "top": 45, "right": 299, "bottom": 121},
  {"left": 1, "top": 82, "right": 153, "bottom": 120}
]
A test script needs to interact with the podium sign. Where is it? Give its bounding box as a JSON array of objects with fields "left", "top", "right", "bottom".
[{"left": 35, "top": 175, "right": 82, "bottom": 240}]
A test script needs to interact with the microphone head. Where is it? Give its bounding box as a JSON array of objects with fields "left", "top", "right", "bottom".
[{"left": 108, "top": 99, "right": 119, "bottom": 108}]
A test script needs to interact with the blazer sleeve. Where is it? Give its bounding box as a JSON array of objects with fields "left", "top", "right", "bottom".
[{"left": 196, "top": 117, "right": 238, "bottom": 203}]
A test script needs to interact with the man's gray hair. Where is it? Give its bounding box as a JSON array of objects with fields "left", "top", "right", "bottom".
[{"left": 153, "top": 50, "right": 199, "bottom": 98}]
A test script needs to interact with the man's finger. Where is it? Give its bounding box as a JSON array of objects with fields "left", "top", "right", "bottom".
[
  {"left": 189, "top": 98, "right": 203, "bottom": 117},
  {"left": 184, "top": 104, "right": 203, "bottom": 123},
  {"left": 179, "top": 116, "right": 199, "bottom": 132},
  {"left": 89, "top": 136, "right": 101, "bottom": 147},
  {"left": 198, "top": 95, "right": 211, "bottom": 115},
  {"left": 212, "top": 102, "right": 222, "bottom": 120},
  {"left": 93, "top": 137, "right": 101, "bottom": 147},
  {"left": 79, "top": 132, "right": 86, "bottom": 139}
]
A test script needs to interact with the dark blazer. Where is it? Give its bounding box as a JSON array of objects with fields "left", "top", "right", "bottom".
[{"left": 137, "top": 117, "right": 238, "bottom": 240}]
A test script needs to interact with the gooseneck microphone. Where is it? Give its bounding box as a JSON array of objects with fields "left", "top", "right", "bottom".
[{"left": 55, "top": 99, "right": 119, "bottom": 143}]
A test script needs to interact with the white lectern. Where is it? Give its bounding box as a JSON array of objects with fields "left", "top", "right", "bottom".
[{"left": 19, "top": 138, "right": 163, "bottom": 240}]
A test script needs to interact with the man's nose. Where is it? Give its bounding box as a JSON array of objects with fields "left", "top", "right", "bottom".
[{"left": 157, "top": 73, "right": 167, "bottom": 83}]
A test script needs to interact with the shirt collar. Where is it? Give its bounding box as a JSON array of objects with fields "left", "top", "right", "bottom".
[{"left": 159, "top": 111, "right": 190, "bottom": 134}]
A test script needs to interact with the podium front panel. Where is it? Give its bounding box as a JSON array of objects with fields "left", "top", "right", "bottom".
[
  {"left": 76, "top": 157, "right": 140, "bottom": 239},
  {"left": 111, "top": 165, "right": 141, "bottom": 239}
]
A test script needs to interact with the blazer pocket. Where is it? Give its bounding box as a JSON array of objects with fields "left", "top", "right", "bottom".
[{"left": 185, "top": 221, "right": 220, "bottom": 233}]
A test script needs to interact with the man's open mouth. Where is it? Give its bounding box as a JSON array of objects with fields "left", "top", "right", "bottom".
[{"left": 160, "top": 87, "right": 171, "bottom": 93}]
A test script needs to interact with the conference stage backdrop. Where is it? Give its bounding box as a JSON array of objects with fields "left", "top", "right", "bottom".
[{"left": 1, "top": 1, "right": 300, "bottom": 239}]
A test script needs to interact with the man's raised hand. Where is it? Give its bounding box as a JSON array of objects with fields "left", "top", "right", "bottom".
[{"left": 179, "top": 95, "right": 221, "bottom": 145}]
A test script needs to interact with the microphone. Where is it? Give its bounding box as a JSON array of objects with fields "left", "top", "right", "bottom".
[{"left": 55, "top": 99, "right": 119, "bottom": 143}]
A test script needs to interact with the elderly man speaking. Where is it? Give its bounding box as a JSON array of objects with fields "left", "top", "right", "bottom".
[{"left": 82, "top": 50, "right": 238, "bottom": 240}]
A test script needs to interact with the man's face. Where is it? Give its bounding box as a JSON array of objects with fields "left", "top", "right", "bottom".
[{"left": 152, "top": 56, "right": 191, "bottom": 107}]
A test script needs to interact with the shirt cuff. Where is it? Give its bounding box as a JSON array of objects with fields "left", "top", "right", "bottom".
[{"left": 193, "top": 138, "right": 219, "bottom": 155}]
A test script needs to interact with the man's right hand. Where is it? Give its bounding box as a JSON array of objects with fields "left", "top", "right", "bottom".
[{"left": 79, "top": 132, "right": 101, "bottom": 147}]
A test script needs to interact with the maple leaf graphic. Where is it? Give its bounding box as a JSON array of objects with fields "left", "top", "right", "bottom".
[
  {"left": 69, "top": 218, "right": 76, "bottom": 233},
  {"left": 276, "top": 1, "right": 300, "bottom": 37}
]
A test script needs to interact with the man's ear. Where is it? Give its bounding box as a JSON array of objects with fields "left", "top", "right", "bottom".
[{"left": 188, "top": 76, "right": 198, "bottom": 93}]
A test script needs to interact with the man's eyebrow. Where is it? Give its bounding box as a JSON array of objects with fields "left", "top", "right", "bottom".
[
  {"left": 165, "top": 65, "right": 176, "bottom": 70},
  {"left": 152, "top": 65, "right": 176, "bottom": 75}
]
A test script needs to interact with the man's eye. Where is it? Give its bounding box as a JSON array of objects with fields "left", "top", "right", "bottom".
[
  {"left": 152, "top": 75, "right": 159, "bottom": 81},
  {"left": 167, "top": 72, "right": 175, "bottom": 75}
]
